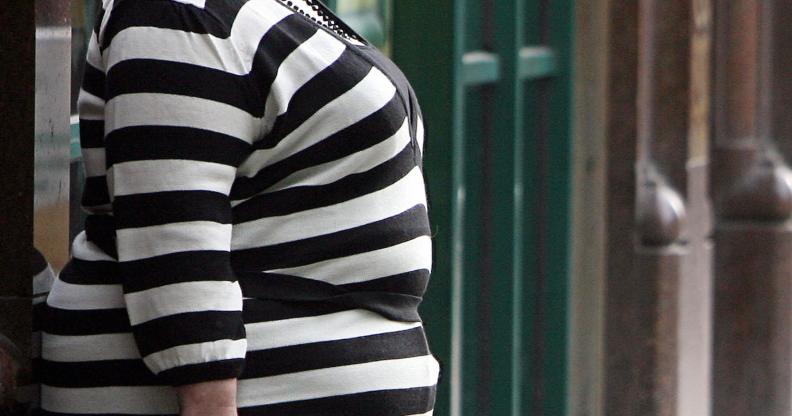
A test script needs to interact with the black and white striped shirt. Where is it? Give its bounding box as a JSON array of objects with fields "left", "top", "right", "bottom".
[{"left": 73, "top": 0, "right": 431, "bottom": 386}]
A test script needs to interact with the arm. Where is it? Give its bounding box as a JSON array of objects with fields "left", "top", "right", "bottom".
[
  {"left": 100, "top": 4, "right": 255, "bottom": 393},
  {"left": 177, "top": 379, "right": 238, "bottom": 416}
]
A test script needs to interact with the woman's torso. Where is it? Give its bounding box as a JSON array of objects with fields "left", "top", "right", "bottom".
[{"left": 74, "top": 0, "right": 432, "bottom": 321}]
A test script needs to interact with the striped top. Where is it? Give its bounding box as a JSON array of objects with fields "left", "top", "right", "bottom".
[{"left": 75, "top": 0, "right": 431, "bottom": 386}]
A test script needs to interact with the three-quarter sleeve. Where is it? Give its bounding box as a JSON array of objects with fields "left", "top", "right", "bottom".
[{"left": 99, "top": 4, "right": 257, "bottom": 386}]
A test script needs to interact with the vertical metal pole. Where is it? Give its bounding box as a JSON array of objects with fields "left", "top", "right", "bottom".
[
  {"left": 393, "top": 1, "right": 467, "bottom": 415},
  {"left": 491, "top": 0, "right": 525, "bottom": 414}
]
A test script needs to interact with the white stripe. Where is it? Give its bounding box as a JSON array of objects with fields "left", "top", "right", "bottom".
[
  {"left": 117, "top": 221, "right": 232, "bottom": 262},
  {"left": 232, "top": 167, "right": 427, "bottom": 248},
  {"left": 239, "top": 67, "right": 397, "bottom": 175},
  {"left": 416, "top": 115, "right": 425, "bottom": 153},
  {"left": 171, "top": 0, "right": 205, "bottom": 7},
  {"left": 41, "top": 385, "right": 177, "bottom": 414},
  {"left": 260, "top": 119, "right": 412, "bottom": 194},
  {"left": 42, "top": 333, "right": 140, "bottom": 362},
  {"left": 104, "top": 0, "right": 292, "bottom": 74},
  {"left": 143, "top": 338, "right": 247, "bottom": 373},
  {"left": 71, "top": 231, "right": 117, "bottom": 262},
  {"left": 85, "top": 32, "right": 103, "bottom": 71},
  {"left": 245, "top": 309, "right": 422, "bottom": 351},
  {"left": 77, "top": 89, "right": 105, "bottom": 121},
  {"left": 125, "top": 280, "right": 243, "bottom": 325},
  {"left": 406, "top": 411, "right": 434, "bottom": 416},
  {"left": 271, "top": 236, "right": 432, "bottom": 285},
  {"left": 81, "top": 148, "right": 107, "bottom": 177},
  {"left": 262, "top": 30, "right": 346, "bottom": 130},
  {"left": 106, "top": 93, "right": 261, "bottom": 143},
  {"left": 110, "top": 159, "right": 236, "bottom": 196},
  {"left": 237, "top": 355, "right": 439, "bottom": 407},
  {"left": 45, "top": 279, "right": 124, "bottom": 311},
  {"left": 33, "top": 265, "right": 55, "bottom": 296}
]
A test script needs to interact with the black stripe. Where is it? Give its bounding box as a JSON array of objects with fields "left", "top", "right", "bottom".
[
  {"left": 33, "top": 302, "right": 47, "bottom": 331},
  {"left": 159, "top": 358, "right": 245, "bottom": 386},
  {"left": 61, "top": 259, "right": 120, "bottom": 285},
  {"left": 241, "top": 326, "right": 429, "bottom": 378},
  {"left": 101, "top": 0, "right": 247, "bottom": 49},
  {"left": 82, "top": 63, "right": 106, "bottom": 101},
  {"left": 120, "top": 251, "right": 235, "bottom": 293},
  {"left": 105, "top": 126, "right": 251, "bottom": 167},
  {"left": 230, "top": 95, "right": 406, "bottom": 200},
  {"left": 114, "top": 191, "right": 233, "bottom": 229},
  {"left": 79, "top": 119, "right": 104, "bottom": 149},
  {"left": 237, "top": 272, "right": 424, "bottom": 322},
  {"left": 81, "top": 176, "right": 110, "bottom": 208},
  {"left": 255, "top": 48, "right": 373, "bottom": 150},
  {"left": 249, "top": 14, "right": 319, "bottom": 102},
  {"left": 93, "top": 1, "right": 105, "bottom": 36},
  {"left": 41, "top": 357, "right": 245, "bottom": 389},
  {"left": 31, "top": 248, "right": 49, "bottom": 276},
  {"left": 340, "top": 269, "right": 430, "bottom": 298},
  {"left": 237, "top": 386, "right": 436, "bottom": 416},
  {"left": 237, "top": 270, "right": 430, "bottom": 301},
  {"left": 106, "top": 59, "right": 262, "bottom": 115},
  {"left": 230, "top": 204, "right": 430, "bottom": 270},
  {"left": 42, "top": 306, "right": 131, "bottom": 336},
  {"left": 40, "top": 359, "right": 159, "bottom": 387},
  {"left": 242, "top": 298, "right": 353, "bottom": 323},
  {"left": 132, "top": 311, "right": 245, "bottom": 356},
  {"left": 233, "top": 142, "right": 415, "bottom": 221}
]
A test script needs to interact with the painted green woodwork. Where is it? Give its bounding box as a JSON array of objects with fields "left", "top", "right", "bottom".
[
  {"left": 393, "top": 0, "right": 574, "bottom": 415},
  {"left": 490, "top": 0, "right": 526, "bottom": 413},
  {"left": 541, "top": 0, "right": 574, "bottom": 413},
  {"left": 462, "top": 52, "right": 500, "bottom": 86},
  {"left": 462, "top": 48, "right": 558, "bottom": 87},
  {"left": 519, "top": 47, "right": 558, "bottom": 80},
  {"left": 392, "top": 2, "right": 466, "bottom": 415}
]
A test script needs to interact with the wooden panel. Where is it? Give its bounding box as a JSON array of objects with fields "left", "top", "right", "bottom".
[
  {"left": 568, "top": 0, "right": 608, "bottom": 413},
  {"left": 604, "top": 0, "right": 714, "bottom": 415},
  {"left": 711, "top": 1, "right": 792, "bottom": 414},
  {"left": 602, "top": 0, "right": 641, "bottom": 411}
]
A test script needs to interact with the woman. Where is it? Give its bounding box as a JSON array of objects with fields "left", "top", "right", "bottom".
[{"left": 41, "top": 0, "right": 438, "bottom": 414}]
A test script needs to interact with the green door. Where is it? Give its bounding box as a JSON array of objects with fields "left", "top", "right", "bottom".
[{"left": 391, "top": 1, "right": 575, "bottom": 415}]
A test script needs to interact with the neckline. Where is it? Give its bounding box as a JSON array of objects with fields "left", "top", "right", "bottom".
[{"left": 273, "top": 0, "right": 373, "bottom": 49}]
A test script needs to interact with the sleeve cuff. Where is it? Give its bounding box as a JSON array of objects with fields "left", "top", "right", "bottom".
[{"left": 158, "top": 358, "right": 246, "bottom": 387}]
